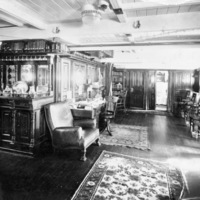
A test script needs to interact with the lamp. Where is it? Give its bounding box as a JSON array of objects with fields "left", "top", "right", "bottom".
[{"left": 81, "top": 4, "right": 102, "bottom": 25}]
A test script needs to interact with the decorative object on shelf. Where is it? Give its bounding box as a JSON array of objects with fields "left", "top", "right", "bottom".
[
  {"left": 29, "top": 86, "right": 36, "bottom": 97},
  {"left": 3, "top": 85, "right": 12, "bottom": 97},
  {"left": 12, "top": 81, "right": 28, "bottom": 94}
]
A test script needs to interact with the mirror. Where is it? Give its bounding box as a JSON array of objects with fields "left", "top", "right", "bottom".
[{"left": 37, "top": 65, "right": 50, "bottom": 95}]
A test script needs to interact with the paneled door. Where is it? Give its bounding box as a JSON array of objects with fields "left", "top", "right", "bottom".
[{"left": 129, "top": 71, "right": 144, "bottom": 108}]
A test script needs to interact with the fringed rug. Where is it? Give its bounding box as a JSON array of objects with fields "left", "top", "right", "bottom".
[
  {"left": 72, "top": 151, "right": 184, "bottom": 200},
  {"left": 100, "top": 124, "right": 150, "bottom": 150}
]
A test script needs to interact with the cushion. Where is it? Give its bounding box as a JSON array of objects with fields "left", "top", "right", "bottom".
[{"left": 50, "top": 102, "right": 73, "bottom": 129}]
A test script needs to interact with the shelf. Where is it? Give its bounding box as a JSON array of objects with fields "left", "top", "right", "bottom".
[{"left": 0, "top": 39, "right": 68, "bottom": 55}]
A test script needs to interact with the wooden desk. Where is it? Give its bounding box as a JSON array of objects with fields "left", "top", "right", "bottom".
[{"left": 73, "top": 99, "right": 105, "bottom": 129}]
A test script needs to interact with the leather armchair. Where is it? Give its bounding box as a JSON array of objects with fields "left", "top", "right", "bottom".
[{"left": 44, "top": 101, "right": 100, "bottom": 161}]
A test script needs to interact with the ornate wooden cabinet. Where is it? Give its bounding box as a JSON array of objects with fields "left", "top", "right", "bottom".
[
  {"left": 0, "top": 96, "right": 54, "bottom": 154},
  {"left": 0, "top": 40, "right": 56, "bottom": 155}
]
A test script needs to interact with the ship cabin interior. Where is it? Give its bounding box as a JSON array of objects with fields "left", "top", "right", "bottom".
[{"left": 0, "top": 0, "right": 200, "bottom": 200}]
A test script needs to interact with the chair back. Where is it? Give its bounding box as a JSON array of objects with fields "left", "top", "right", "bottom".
[
  {"left": 44, "top": 102, "right": 73, "bottom": 133},
  {"left": 120, "top": 90, "right": 127, "bottom": 101},
  {"left": 105, "top": 96, "right": 117, "bottom": 118}
]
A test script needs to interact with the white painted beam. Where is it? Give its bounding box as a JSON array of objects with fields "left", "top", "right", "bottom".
[
  {"left": 109, "top": 0, "right": 127, "bottom": 22},
  {"left": 121, "top": 1, "right": 200, "bottom": 10},
  {"left": 0, "top": 13, "right": 23, "bottom": 27},
  {"left": 0, "top": 0, "right": 47, "bottom": 29},
  {"left": 68, "top": 43, "right": 200, "bottom": 51}
]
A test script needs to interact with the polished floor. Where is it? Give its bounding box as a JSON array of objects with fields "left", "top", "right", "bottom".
[{"left": 0, "top": 111, "right": 200, "bottom": 200}]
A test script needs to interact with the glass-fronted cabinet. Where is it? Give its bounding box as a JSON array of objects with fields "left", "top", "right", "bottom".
[
  {"left": 0, "top": 54, "right": 55, "bottom": 155},
  {"left": 0, "top": 56, "right": 53, "bottom": 98}
]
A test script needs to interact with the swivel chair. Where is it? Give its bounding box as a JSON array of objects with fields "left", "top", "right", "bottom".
[{"left": 100, "top": 96, "right": 118, "bottom": 136}]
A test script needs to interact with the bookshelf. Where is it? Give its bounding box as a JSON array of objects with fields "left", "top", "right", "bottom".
[{"left": 112, "top": 70, "right": 124, "bottom": 96}]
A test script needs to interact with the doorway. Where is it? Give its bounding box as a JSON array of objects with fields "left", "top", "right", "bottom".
[
  {"left": 129, "top": 71, "right": 144, "bottom": 109},
  {"left": 155, "top": 71, "right": 168, "bottom": 111}
]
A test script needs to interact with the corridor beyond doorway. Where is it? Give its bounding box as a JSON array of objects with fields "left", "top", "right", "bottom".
[{"left": 155, "top": 71, "right": 169, "bottom": 111}]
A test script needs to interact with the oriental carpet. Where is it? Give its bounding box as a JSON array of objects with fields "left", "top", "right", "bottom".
[
  {"left": 100, "top": 124, "right": 150, "bottom": 151},
  {"left": 71, "top": 151, "right": 184, "bottom": 200}
]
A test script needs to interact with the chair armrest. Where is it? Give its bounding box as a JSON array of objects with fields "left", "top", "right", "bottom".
[
  {"left": 74, "top": 118, "right": 97, "bottom": 129},
  {"left": 52, "top": 126, "right": 83, "bottom": 146}
]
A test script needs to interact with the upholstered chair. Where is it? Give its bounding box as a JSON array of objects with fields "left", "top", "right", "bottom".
[{"left": 44, "top": 101, "right": 100, "bottom": 161}]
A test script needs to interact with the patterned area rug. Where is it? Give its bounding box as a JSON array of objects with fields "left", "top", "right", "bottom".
[
  {"left": 72, "top": 151, "right": 184, "bottom": 200},
  {"left": 100, "top": 124, "right": 150, "bottom": 150}
]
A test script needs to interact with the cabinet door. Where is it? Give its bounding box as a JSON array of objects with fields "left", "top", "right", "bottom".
[
  {"left": 15, "top": 110, "right": 31, "bottom": 144},
  {"left": 0, "top": 109, "right": 13, "bottom": 143}
]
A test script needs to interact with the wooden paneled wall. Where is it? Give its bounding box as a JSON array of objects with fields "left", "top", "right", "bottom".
[
  {"left": 119, "top": 69, "right": 193, "bottom": 111},
  {"left": 168, "top": 70, "right": 193, "bottom": 112}
]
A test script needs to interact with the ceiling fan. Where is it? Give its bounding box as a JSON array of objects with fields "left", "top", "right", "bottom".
[{"left": 81, "top": 0, "right": 111, "bottom": 25}]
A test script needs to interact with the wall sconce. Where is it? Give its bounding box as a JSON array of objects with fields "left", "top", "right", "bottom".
[{"left": 133, "top": 20, "right": 141, "bottom": 29}]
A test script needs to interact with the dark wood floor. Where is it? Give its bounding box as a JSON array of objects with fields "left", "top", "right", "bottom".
[{"left": 0, "top": 111, "right": 200, "bottom": 200}]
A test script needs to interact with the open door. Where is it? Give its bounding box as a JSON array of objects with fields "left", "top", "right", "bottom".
[
  {"left": 148, "top": 71, "right": 156, "bottom": 110},
  {"left": 155, "top": 71, "right": 169, "bottom": 111}
]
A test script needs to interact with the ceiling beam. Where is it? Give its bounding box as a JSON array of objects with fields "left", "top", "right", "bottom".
[
  {"left": 0, "top": 0, "right": 47, "bottom": 29},
  {"left": 109, "top": 0, "right": 127, "bottom": 22},
  {"left": 68, "top": 42, "right": 200, "bottom": 51},
  {"left": 121, "top": 1, "right": 200, "bottom": 10},
  {"left": 0, "top": 13, "right": 23, "bottom": 27}
]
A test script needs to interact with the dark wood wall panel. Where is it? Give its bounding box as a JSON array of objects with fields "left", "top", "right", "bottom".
[
  {"left": 168, "top": 70, "right": 193, "bottom": 112},
  {"left": 129, "top": 71, "right": 145, "bottom": 108},
  {"left": 122, "top": 69, "right": 193, "bottom": 111}
]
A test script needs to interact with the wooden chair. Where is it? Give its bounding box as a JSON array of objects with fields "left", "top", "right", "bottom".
[
  {"left": 116, "top": 90, "right": 127, "bottom": 112},
  {"left": 100, "top": 96, "right": 118, "bottom": 136}
]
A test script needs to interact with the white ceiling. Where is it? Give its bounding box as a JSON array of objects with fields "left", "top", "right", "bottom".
[{"left": 0, "top": 0, "right": 200, "bottom": 70}]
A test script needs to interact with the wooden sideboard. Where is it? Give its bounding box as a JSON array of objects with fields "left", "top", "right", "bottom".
[{"left": 0, "top": 96, "right": 54, "bottom": 155}]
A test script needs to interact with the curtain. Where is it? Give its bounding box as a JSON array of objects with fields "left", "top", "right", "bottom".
[{"left": 105, "top": 63, "right": 113, "bottom": 97}]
